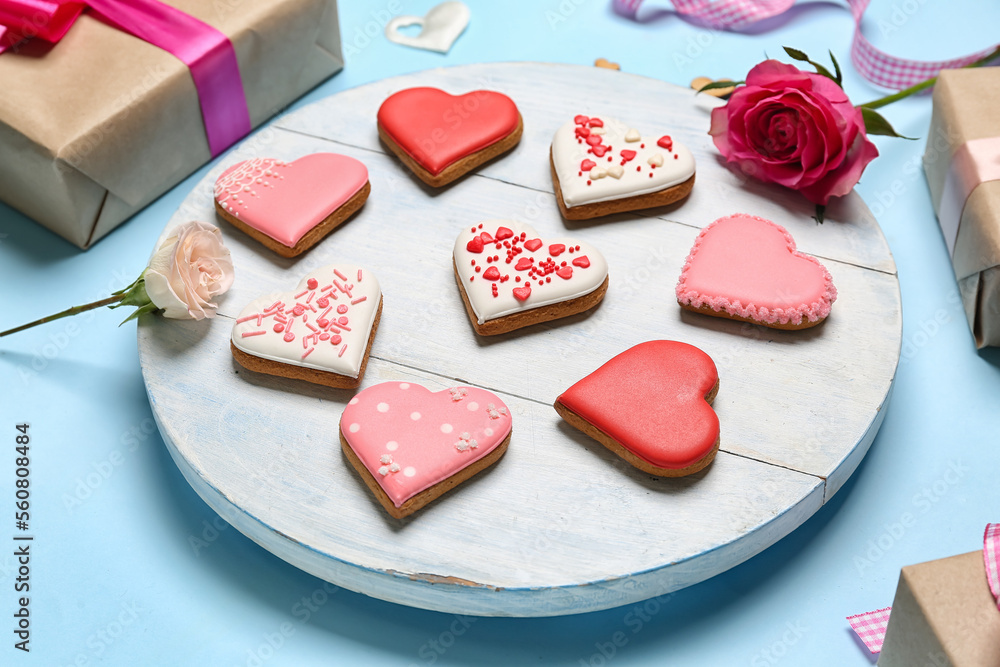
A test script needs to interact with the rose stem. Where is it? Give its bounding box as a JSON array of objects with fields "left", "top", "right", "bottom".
[
  {"left": 0, "top": 295, "right": 124, "bottom": 337},
  {"left": 859, "top": 45, "right": 1000, "bottom": 110}
]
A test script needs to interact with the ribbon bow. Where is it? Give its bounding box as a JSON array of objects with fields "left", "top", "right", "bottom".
[
  {"left": 613, "top": 0, "right": 999, "bottom": 91},
  {"left": 0, "top": 0, "right": 250, "bottom": 156}
]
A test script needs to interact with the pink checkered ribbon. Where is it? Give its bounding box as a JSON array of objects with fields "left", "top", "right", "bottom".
[
  {"left": 985, "top": 523, "right": 1000, "bottom": 610},
  {"left": 847, "top": 523, "right": 1000, "bottom": 654},
  {"left": 846, "top": 606, "right": 891, "bottom": 654},
  {"left": 612, "top": 0, "right": 999, "bottom": 90}
]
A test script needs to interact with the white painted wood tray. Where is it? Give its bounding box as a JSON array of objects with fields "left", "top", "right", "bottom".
[{"left": 138, "top": 63, "right": 901, "bottom": 617}]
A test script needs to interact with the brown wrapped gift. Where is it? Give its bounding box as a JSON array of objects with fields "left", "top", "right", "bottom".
[
  {"left": 878, "top": 551, "right": 1000, "bottom": 666},
  {"left": 0, "top": 0, "right": 342, "bottom": 249},
  {"left": 923, "top": 68, "right": 1000, "bottom": 348}
]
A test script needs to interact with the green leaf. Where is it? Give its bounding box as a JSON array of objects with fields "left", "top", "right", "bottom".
[
  {"left": 783, "top": 46, "right": 809, "bottom": 62},
  {"left": 118, "top": 302, "right": 159, "bottom": 326},
  {"left": 110, "top": 271, "right": 144, "bottom": 296},
  {"left": 783, "top": 46, "right": 840, "bottom": 88},
  {"left": 108, "top": 277, "right": 153, "bottom": 309},
  {"left": 696, "top": 80, "right": 744, "bottom": 94},
  {"left": 813, "top": 205, "right": 826, "bottom": 224},
  {"left": 860, "top": 107, "right": 916, "bottom": 140},
  {"left": 829, "top": 50, "right": 843, "bottom": 85}
]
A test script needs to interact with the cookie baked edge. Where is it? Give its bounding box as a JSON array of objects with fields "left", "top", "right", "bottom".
[
  {"left": 378, "top": 115, "right": 524, "bottom": 188},
  {"left": 550, "top": 150, "right": 695, "bottom": 221},
  {"left": 231, "top": 297, "right": 383, "bottom": 389},
  {"left": 215, "top": 180, "right": 371, "bottom": 258},
  {"left": 452, "top": 258, "right": 609, "bottom": 336},
  {"left": 554, "top": 377, "right": 720, "bottom": 477},
  {"left": 340, "top": 427, "right": 512, "bottom": 519}
]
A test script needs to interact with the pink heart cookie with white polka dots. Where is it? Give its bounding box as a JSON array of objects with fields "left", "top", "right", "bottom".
[{"left": 339, "top": 382, "right": 513, "bottom": 518}]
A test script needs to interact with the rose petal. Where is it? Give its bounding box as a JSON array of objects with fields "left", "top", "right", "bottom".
[
  {"left": 143, "top": 268, "right": 190, "bottom": 319},
  {"left": 745, "top": 60, "right": 813, "bottom": 91},
  {"left": 799, "top": 124, "right": 879, "bottom": 204}
]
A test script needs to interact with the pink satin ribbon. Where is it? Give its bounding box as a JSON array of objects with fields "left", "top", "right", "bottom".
[
  {"left": 848, "top": 523, "right": 1000, "bottom": 654},
  {"left": 0, "top": 0, "right": 250, "bottom": 157},
  {"left": 613, "top": 0, "right": 999, "bottom": 91},
  {"left": 937, "top": 137, "right": 1000, "bottom": 256}
]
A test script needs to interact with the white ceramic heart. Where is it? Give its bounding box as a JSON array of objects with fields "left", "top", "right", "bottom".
[{"left": 384, "top": 1, "right": 470, "bottom": 54}]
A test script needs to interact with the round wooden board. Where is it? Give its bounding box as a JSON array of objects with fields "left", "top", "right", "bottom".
[{"left": 138, "top": 63, "right": 901, "bottom": 617}]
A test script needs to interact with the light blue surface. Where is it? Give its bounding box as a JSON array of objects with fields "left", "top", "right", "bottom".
[{"left": 2, "top": 1, "right": 999, "bottom": 664}]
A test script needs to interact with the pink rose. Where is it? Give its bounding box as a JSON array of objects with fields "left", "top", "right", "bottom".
[
  {"left": 708, "top": 60, "right": 879, "bottom": 206},
  {"left": 144, "top": 221, "right": 235, "bottom": 319}
]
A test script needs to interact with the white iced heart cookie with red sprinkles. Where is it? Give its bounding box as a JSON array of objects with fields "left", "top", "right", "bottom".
[
  {"left": 453, "top": 219, "right": 609, "bottom": 335},
  {"left": 550, "top": 114, "right": 696, "bottom": 220},
  {"left": 231, "top": 265, "right": 382, "bottom": 388},
  {"left": 340, "top": 382, "right": 513, "bottom": 518}
]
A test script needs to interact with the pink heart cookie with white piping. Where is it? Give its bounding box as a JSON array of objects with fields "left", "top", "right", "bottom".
[
  {"left": 453, "top": 219, "right": 609, "bottom": 335},
  {"left": 231, "top": 265, "right": 382, "bottom": 388},
  {"left": 675, "top": 214, "right": 837, "bottom": 330},
  {"left": 214, "top": 153, "right": 370, "bottom": 257},
  {"left": 339, "top": 382, "right": 513, "bottom": 518}
]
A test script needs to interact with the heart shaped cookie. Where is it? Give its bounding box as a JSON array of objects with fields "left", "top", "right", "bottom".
[
  {"left": 340, "top": 382, "right": 513, "bottom": 518},
  {"left": 377, "top": 87, "right": 523, "bottom": 187},
  {"left": 453, "top": 220, "right": 609, "bottom": 335},
  {"left": 555, "top": 341, "right": 720, "bottom": 477},
  {"left": 231, "top": 265, "right": 382, "bottom": 388},
  {"left": 384, "top": 1, "right": 470, "bottom": 54},
  {"left": 675, "top": 214, "right": 837, "bottom": 330},
  {"left": 214, "top": 153, "right": 370, "bottom": 257},
  {"left": 550, "top": 114, "right": 696, "bottom": 219}
]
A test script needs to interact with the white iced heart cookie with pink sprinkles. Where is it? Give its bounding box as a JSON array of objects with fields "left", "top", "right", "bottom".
[
  {"left": 340, "top": 382, "right": 513, "bottom": 518},
  {"left": 453, "top": 219, "right": 609, "bottom": 335},
  {"left": 230, "top": 265, "right": 382, "bottom": 388},
  {"left": 550, "top": 114, "right": 696, "bottom": 220}
]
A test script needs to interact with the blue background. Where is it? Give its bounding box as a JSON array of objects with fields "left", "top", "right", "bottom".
[{"left": 2, "top": 1, "right": 999, "bottom": 665}]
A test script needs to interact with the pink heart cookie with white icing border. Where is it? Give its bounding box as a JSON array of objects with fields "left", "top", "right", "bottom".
[
  {"left": 453, "top": 219, "right": 609, "bottom": 335},
  {"left": 340, "top": 382, "right": 513, "bottom": 518},
  {"left": 214, "top": 153, "right": 370, "bottom": 257},
  {"left": 675, "top": 214, "right": 837, "bottom": 330},
  {"left": 231, "top": 264, "right": 382, "bottom": 388}
]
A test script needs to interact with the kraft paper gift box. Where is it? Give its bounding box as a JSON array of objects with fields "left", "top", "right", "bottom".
[
  {"left": 923, "top": 68, "right": 1000, "bottom": 349},
  {"left": 877, "top": 551, "right": 1000, "bottom": 666},
  {"left": 0, "top": 0, "right": 342, "bottom": 249}
]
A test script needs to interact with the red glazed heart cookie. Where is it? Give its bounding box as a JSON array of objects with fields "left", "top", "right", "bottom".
[
  {"left": 340, "top": 382, "right": 513, "bottom": 518},
  {"left": 554, "top": 341, "right": 720, "bottom": 477},
  {"left": 377, "top": 87, "right": 523, "bottom": 187},
  {"left": 675, "top": 214, "right": 837, "bottom": 330},
  {"left": 231, "top": 265, "right": 382, "bottom": 389},
  {"left": 453, "top": 220, "right": 609, "bottom": 335},
  {"left": 214, "top": 153, "right": 370, "bottom": 257}
]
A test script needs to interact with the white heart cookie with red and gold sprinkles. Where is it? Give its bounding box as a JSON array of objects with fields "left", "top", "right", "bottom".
[
  {"left": 453, "top": 219, "right": 609, "bottom": 335},
  {"left": 550, "top": 114, "right": 696, "bottom": 220},
  {"left": 231, "top": 265, "right": 382, "bottom": 388}
]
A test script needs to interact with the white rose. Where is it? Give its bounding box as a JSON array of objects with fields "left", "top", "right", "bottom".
[{"left": 144, "top": 221, "right": 235, "bottom": 320}]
